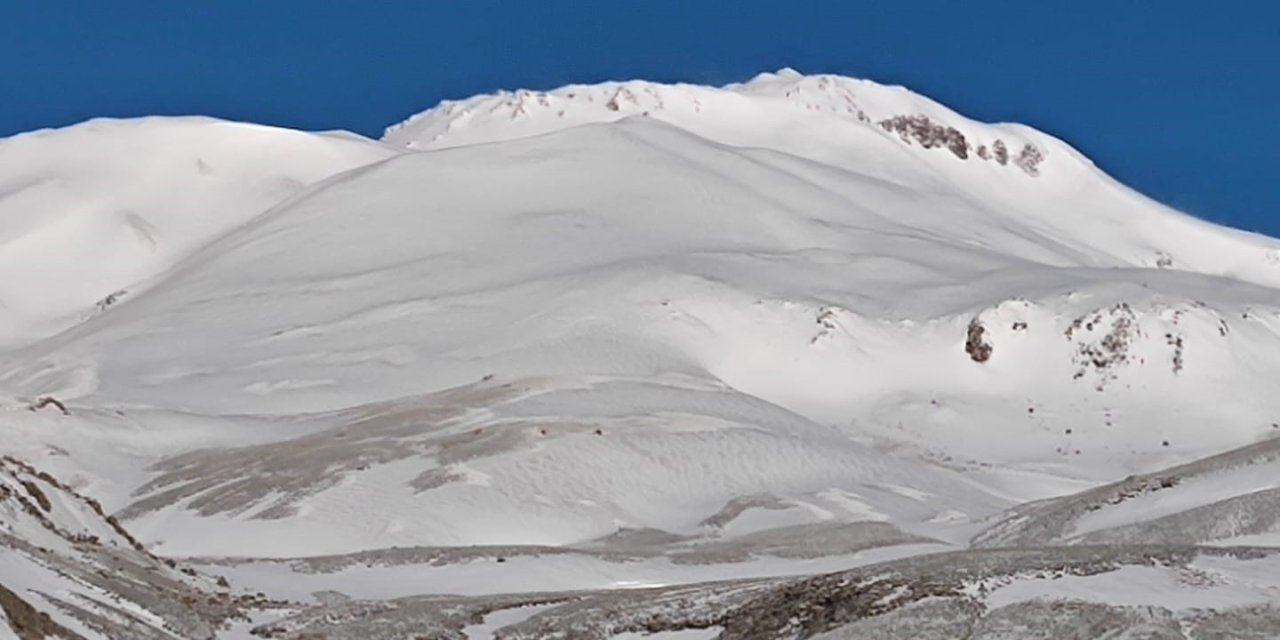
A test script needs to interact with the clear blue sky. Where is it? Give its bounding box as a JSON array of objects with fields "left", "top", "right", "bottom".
[{"left": 2, "top": 2, "right": 1275, "bottom": 236}]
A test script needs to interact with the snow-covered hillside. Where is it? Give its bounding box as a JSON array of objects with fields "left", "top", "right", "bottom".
[
  {"left": 0, "top": 117, "right": 396, "bottom": 345},
  {"left": 1, "top": 70, "right": 1278, "bottom": 637},
  {"left": 386, "top": 69, "right": 1280, "bottom": 289}
]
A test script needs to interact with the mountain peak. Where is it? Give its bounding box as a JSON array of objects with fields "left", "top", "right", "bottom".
[{"left": 382, "top": 71, "right": 1053, "bottom": 180}]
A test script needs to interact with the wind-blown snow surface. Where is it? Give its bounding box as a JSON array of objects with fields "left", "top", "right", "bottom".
[{"left": 2, "top": 70, "right": 1280, "bottom": 637}]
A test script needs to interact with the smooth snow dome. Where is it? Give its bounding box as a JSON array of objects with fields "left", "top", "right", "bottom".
[
  {"left": 0, "top": 117, "right": 397, "bottom": 344},
  {"left": 2, "top": 70, "right": 1280, "bottom": 637}
]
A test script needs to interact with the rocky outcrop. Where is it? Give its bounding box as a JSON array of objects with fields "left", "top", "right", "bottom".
[
  {"left": 879, "top": 115, "right": 970, "bottom": 159},
  {"left": 878, "top": 114, "right": 1045, "bottom": 175},
  {"left": 965, "top": 318, "right": 993, "bottom": 363}
]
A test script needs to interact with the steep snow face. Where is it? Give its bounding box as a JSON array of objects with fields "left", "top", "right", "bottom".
[{"left": 0, "top": 117, "right": 398, "bottom": 345}]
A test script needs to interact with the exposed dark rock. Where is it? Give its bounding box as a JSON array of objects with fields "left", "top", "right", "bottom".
[
  {"left": 878, "top": 115, "right": 970, "bottom": 159},
  {"left": 1015, "top": 143, "right": 1046, "bottom": 176},
  {"left": 965, "top": 318, "right": 993, "bottom": 363},
  {"left": 0, "top": 583, "right": 86, "bottom": 640}
]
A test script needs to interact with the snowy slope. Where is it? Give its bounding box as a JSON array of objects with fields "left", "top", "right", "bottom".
[
  {"left": 1, "top": 70, "right": 1279, "bottom": 636},
  {"left": 8, "top": 116, "right": 1280, "bottom": 463},
  {"left": 0, "top": 117, "right": 397, "bottom": 345},
  {"left": 385, "top": 70, "right": 1280, "bottom": 289},
  {"left": 974, "top": 435, "right": 1280, "bottom": 548}
]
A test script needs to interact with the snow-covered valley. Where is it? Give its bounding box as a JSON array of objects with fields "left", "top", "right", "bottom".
[{"left": 1, "top": 70, "right": 1278, "bottom": 638}]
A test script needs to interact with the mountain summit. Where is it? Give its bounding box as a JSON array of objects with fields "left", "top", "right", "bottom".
[{"left": 384, "top": 69, "right": 1049, "bottom": 179}]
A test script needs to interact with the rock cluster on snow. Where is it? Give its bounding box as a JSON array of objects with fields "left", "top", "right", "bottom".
[{"left": 965, "top": 318, "right": 994, "bottom": 362}]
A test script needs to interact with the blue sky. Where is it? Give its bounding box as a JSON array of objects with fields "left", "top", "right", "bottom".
[{"left": 2, "top": 2, "right": 1275, "bottom": 235}]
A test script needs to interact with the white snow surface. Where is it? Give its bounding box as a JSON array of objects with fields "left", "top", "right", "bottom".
[
  {"left": 2, "top": 70, "right": 1280, "bottom": 626},
  {"left": 0, "top": 117, "right": 396, "bottom": 344}
]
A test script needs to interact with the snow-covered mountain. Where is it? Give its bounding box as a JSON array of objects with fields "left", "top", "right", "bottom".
[{"left": 1, "top": 70, "right": 1278, "bottom": 638}]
